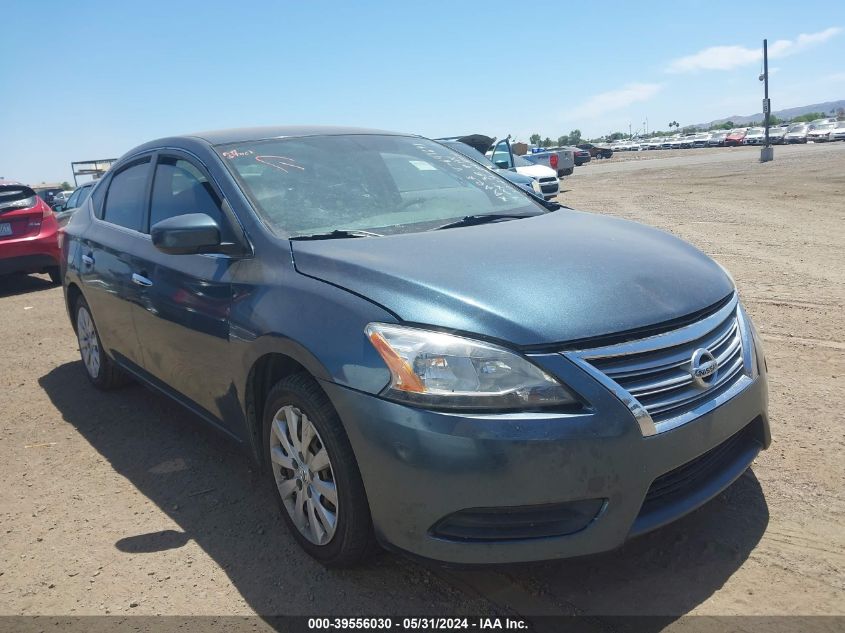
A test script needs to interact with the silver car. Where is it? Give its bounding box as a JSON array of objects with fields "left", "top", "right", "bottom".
[{"left": 785, "top": 124, "right": 809, "bottom": 144}]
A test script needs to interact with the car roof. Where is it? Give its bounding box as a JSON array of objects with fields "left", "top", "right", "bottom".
[
  {"left": 122, "top": 126, "right": 413, "bottom": 160},
  {"left": 186, "top": 126, "right": 405, "bottom": 145}
]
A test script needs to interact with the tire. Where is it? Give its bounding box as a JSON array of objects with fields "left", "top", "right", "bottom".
[
  {"left": 47, "top": 267, "right": 61, "bottom": 285},
  {"left": 263, "top": 373, "right": 377, "bottom": 567},
  {"left": 74, "top": 296, "right": 130, "bottom": 389}
]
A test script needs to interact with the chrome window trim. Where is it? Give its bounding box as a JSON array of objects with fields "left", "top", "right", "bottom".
[{"left": 564, "top": 292, "right": 756, "bottom": 437}]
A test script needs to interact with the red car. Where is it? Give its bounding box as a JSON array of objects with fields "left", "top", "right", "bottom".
[
  {"left": 0, "top": 181, "right": 61, "bottom": 284},
  {"left": 724, "top": 129, "right": 747, "bottom": 146}
]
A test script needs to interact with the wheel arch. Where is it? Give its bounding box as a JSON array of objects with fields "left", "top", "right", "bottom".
[
  {"left": 245, "top": 351, "right": 328, "bottom": 466},
  {"left": 66, "top": 282, "right": 83, "bottom": 332}
]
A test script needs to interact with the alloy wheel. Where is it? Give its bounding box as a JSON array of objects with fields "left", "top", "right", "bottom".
[
  {"left": 270, "top": 405, "right": 338, "bottom": 545},
  {"left": 76, "top": 306, "right": 101, "bottom": 379}
]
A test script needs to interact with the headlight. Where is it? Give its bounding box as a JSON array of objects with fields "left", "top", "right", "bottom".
[
  {"left": 365, "top": 323, "right": 578, "bottom": 410},
  {"left": 531, "top": 180, "right": 543, "bottom": 194}
]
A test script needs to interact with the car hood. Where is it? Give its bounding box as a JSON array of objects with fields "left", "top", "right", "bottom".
[
  {"left": 515, "top": 163, "right": 556, "bottom": 179},
  {"left": 455, "top": 134, "right": 495, "bottom": 154},
  {"left": 496, "top": 169, "right": 534, "bottom": 185},
  {"left": 290, "top": 210, "right": 734, "bottom": 346}
]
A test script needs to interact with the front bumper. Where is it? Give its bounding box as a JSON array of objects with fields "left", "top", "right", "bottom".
[{"left": 321, "top": 354, "right": 769, "bottom": 564}]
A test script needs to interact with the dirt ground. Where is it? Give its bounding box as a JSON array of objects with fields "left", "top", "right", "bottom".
[{"left": 1, "top": 142, "right": 843, "bottom": 627}]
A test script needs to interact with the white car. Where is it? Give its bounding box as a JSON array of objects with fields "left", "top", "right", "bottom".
[
  {"left": 488, "top": 141, "right": 560, "bottom": 200},
  {"left": 807, "top": 122, "right": 836, "bottom": 142},
  {"left": 743, "top": 127, "right": 766, "bottom": 145},
  {"left": 829, "top": 121, "right": 845, "bottom": 142},
  {"left": 768, "top": 126, "right": 788, "bottom": 144},
  {"left": 692, "top": 133, "right": 711, "bottom": 148}
]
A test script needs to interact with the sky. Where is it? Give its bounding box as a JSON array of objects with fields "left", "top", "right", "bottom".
[{"left": 2, "top": 0, "right": 844, "bottom": 184}]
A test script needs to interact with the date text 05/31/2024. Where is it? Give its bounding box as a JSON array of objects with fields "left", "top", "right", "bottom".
[{"left": 307, "top": 617, "right": 530, "bottom": 630}]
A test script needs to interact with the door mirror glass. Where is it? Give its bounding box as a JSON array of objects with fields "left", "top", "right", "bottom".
[{"left": 151, "top": 213, "right": 221, "bottom": 255}]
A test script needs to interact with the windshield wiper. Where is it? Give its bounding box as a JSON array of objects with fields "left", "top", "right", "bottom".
[
  {"left": 290, "top": 229, "right": 383, "bottom": 241},
  {"left": 433, "top": 213, "right": 540, "bottom": 231}
]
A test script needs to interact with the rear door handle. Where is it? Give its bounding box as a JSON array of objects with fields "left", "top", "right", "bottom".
[
  {"left": 81, "top": 253, "right": 94, "bottom": 266},
  {"left": 131, "top": 273, "right": 153, "bottom": 287}
]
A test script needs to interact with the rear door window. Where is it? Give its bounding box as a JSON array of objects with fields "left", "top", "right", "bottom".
[
  {"left": 77, "top": 184, "right": 93, "bottom": 206},
  {"left": 65, "top": 187, "right": 83, "bottom": 209},
  {"left": 102, "top": 160, "right": 151, "bottom": 232}
]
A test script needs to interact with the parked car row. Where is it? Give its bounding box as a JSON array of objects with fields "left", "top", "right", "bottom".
[
  {"left": 522, "top": 145, "right": 576, "bottom": 177},
  {"left": 609, "top": 119, "right": 845, "bottom": 151},
  {"left": 437, "top": 135, "right": 562, "bottom": 200}
]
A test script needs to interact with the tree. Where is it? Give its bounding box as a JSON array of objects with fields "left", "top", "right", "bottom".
[
  {"left": 557, "top": 135, "right": 569, "bottom": 147},
  {"left": 60, "top": 181, "right": 72, "bottom": 190},
  {"left": 541, "top": 137, "right": 553, "bottom": 148},
  {"left": 681, "top": 125, "right": 698, "bottom": 134},
  {"left": 568, "top": 129, "right": 582, "bottom": 145},
  {"left": 608, "top": 131, "right": 625, "bottom": 141},
  {"left": 709, "top": 121, "right": 734, "bottom": 130},
  {"left": 529, "top": 133, "right": 542, "bottom": 146},
  {"left": 668, "top": 121, "right": 679, "bottom": 130},
  {"left": 791, "top": 112, "right": 827, "bottom": 123}
]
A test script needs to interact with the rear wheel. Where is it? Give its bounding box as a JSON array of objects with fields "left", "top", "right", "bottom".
[
  {"left": 263, "top": 373, "right": 376, "bottom": 567},
  {"left": 74, "top": 296, "right": 130, "bottom": 389}
]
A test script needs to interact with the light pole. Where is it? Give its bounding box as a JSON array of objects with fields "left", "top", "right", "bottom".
[{"left": 760, "top": 38, "right": 774, "bottom": 162}]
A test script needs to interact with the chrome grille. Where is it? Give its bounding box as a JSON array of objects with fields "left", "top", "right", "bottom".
[{"left": 565, "top": 294, "right": 756, "bottom": 436}]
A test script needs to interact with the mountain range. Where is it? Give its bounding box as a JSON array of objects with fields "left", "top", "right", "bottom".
[{"left": 694, "top": 100, "right": 845, "bottom": 128}]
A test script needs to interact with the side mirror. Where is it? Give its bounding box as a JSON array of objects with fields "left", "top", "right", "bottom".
[
  {"left": 494, "top": 160, "right": 510, "bottom": 169},
  {"left": 53, "top": 203, "right": 65, "bottom": 212},
  {"left": 151, "top": 213, "right": 221, "bottom": 255}
]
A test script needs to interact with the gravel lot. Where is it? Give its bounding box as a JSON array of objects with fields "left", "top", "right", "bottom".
[{"left": 1, "top": 142, "right": 843, "bottom": 626}]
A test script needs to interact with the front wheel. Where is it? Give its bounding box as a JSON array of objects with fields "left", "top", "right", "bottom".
[
  {"left": 47, "top": 267, "right": 61, "bottom": 285},
  {"left": 263, "top": 373, "right": 377, "bottom": 567}
]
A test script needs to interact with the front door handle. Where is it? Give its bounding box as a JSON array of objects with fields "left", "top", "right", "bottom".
[
  {"left": 81, "top": 253, "right": 94, "bottom": 266},
  {"left": 131, "top": 273, "right": 153, "bottom": 287}
]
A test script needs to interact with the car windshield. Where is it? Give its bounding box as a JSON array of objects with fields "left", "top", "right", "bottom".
[
  {"left": 218, "top": 134, "right": 544, "bottom": 237},
  {"left": 815, "top": 123, "right": 835, "bottom": 130},
  {"left": 788, "top": 125, "right": 807, "bottom": 132}
]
